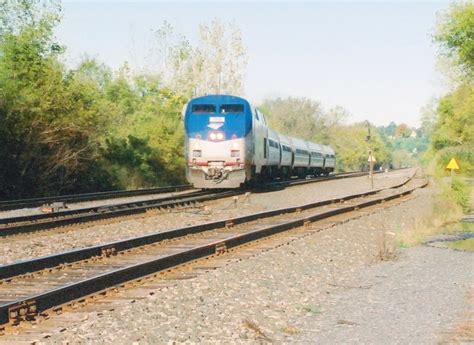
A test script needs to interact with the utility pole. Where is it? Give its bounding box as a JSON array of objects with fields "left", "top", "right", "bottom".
[{"left": 366, "top": 120, "right": 374, "bottom": 189}]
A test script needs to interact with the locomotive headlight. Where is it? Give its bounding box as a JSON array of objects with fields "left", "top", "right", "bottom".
[{"left": 209, "top": 131, "right": 224, "bottom": 141}]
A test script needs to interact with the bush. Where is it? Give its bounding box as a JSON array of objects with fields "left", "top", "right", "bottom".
[
  {"left": 448, "top": 177, "right": 471, "bottom": 213},
  {"left": 430, "top": 145, "right": 474, "bottom": 177}
]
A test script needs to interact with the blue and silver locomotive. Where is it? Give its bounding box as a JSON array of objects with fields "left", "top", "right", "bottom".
[{"left": 184, "top": 95, "right": 335, "bottom": 189}]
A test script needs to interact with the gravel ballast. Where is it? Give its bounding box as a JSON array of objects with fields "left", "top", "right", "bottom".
[
  {"left": 19, "top": 177, "right": 471, "bottom": 344},
  {"left": 0, "top": 189, "right": 199, "bottom": 220},
  {"left": 0, "top": 169, "right": 414, "bottom": 265}
]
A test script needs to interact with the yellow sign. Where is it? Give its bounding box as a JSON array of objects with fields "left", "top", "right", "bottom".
[{"left": 446, "top": 158, "right": 460, "bottom": 170}]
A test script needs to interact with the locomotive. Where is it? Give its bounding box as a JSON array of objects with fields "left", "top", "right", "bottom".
[{"left": 184, "top": 95, "right": 335, "bottom": 189}]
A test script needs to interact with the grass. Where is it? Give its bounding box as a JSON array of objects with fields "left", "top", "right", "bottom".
[
  {"left": 460, "top": 222, "right": 474, "bottom": 232},
  {"left": 449, "top": 238, "right": 474, "bottom": 252},
  {"left": 396, "top": 177, "right": 472, "bottom": 247}
]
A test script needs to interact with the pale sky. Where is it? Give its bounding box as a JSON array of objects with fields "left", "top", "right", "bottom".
[{"left": 57, "top": 1, "right": 451, "bottom": 127}]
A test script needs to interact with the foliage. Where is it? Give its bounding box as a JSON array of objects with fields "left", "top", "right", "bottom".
[
  {"left": 426, "top": 2, "right": 474, "bottom": 177},
  {"left": 449, "top": 238, "right": 474, "bottom": 251},
  {"left": 378, "top": 121, "right": 397, "bottom": 137},
  {"left": 0, "top": 1, "right": 113, "bottom": 198},
  {"left": 259, "top": 97, "right": 341, "bottom": 143},
  {"left": 448, "top": 177, "right": 471, "bottom": 212},
  {"left": 260, "top": 97, "right": 396, "bottom": 172},
  {"left": 435, "top": 1, "right": 474, "bottom": 78},
  {"left": 426, "top": 78, "right": 474, "bottom": 179},
  {"left": 151, "top": 20, "right": 247, "bottom": 97},
  {"left": 396, "top": 177, "right": 470, "bottom": 247},
  {"left": 430, "top": 82, "right": 474, "bottom": 150},
  {"left": 327, "top": 123, "right": 391, "bottom": 171},
  {"left": 394, "top": 123, "right": 411, "bottom": 138},
  {"left": 391, "top": 150, "right": 417, "bottom": 169},
  {"left": 102, "top": 75, "right": 187, "bottom": 188},
  {"left": 0, "top": 1, "right": 188, "bottom": 198}
]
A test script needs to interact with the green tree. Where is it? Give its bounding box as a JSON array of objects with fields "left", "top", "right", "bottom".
[
  {"left": 435, "top": 1, "right": 474, "bottom": 78},
  {"left": 0, "top": 1, "right": 113, "bottom": 197},
  {"left": 101, "top": 72, "right": 187, "bottom": 188},
  {"left": 328, "top": 123, "right": 391, "bottom": 171},
  {"left": 259, "top": 97, "right": 347, "bottom": 143},
  {"left": 427, "top": 1, "right": 474, "bottom": 176},
  {"left": 259, "top": 97, "right": 391, "bottom": 171},
  {"left": 431, "top": 82, "right": 474, "bottom": 149}
]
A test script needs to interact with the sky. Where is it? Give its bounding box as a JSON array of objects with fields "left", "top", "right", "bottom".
[{"left": 57, "top": 1, "right": 451, "bottom": 127}]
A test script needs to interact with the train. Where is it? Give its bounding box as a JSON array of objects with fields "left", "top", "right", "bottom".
[{"left": 184, "top": 95, "right": 336, "bottom": 189}]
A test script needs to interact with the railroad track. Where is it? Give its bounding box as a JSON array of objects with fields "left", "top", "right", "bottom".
[
  {"left": 0, "top": 171, "right": 425, "bottom": 330},
  {"left": 0, "top": 184, "right": 193, "bottom": 211},
  {"left": 0, "top": 171, "right": 382, "bottom": 237},
  {"left": 0, "top": 189, "right": 234, "bottom": 237}
]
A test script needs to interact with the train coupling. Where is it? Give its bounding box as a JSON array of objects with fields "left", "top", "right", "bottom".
[{"left": 206, "top": 162, "right": 229, "bottom": 183}]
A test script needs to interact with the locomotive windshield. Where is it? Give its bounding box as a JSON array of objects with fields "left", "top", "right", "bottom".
[
  {"left": 220, "top": 104, "right": 244, "bottom": 113},
  {"left": 192, "top": 104, "right": 216, "bottom": 114}
]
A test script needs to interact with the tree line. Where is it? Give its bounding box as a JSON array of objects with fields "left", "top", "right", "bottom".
[
  {"left": 0, "top": 1, "right": 247, "bottom": 199},
  {"left": 1, "top": 1, "right": 470, "bottom": 199},
  {"left": 424, "top": 1, "right": 473, "bottom": 176}
]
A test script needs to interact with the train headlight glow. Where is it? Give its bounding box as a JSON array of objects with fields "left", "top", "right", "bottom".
[{"left": 209, "top": 131, "right": 224, "bottom": 141}]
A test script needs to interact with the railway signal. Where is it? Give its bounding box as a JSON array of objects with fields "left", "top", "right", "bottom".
[{"left": 366, "top": 121, "right": 374, "bottom": 189}]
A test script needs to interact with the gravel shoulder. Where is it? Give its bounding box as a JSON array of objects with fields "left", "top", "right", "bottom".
[
  {"left": 296, "top": 246, "right": 473, "bottom": 344},
  {"left": 29, "top": 174, "right": 472, "bottom": 344},
  {"left": 0, "top": 169, "right": 414, "bottom": 265}
]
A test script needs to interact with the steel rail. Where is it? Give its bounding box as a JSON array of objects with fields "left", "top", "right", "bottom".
[
  {"left": 0, "top": 184, "right": 193, "bottom": 211},
  {"left": 0, "top": 170, "right": 391, "bottom": 237},
  {"left": 0, "top": 189, "right": 236, "bottom": 237},
  {"left": 0, "top": 171, "right": 374, "bottom": 237},
  {"left": 0, "top": 173, "right": 424, "bottom": 327},
  {"left": 0, "top": 170, "right": 379, "bottom": 213},
  {"left": 0, "top": 170, "right": 406, "bottom": 280}
]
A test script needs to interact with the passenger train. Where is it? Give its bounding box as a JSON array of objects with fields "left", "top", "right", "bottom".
[{"left": 184, "top": 95, "right": 336, "bottom": 189}]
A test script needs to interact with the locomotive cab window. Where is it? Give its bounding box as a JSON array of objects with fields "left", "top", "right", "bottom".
[
  {"left": 220, "top": 104, "right": 244, "bottom": 113},
  {"left": 192, "top": 104, "right": 216, "bottom": 114}
]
